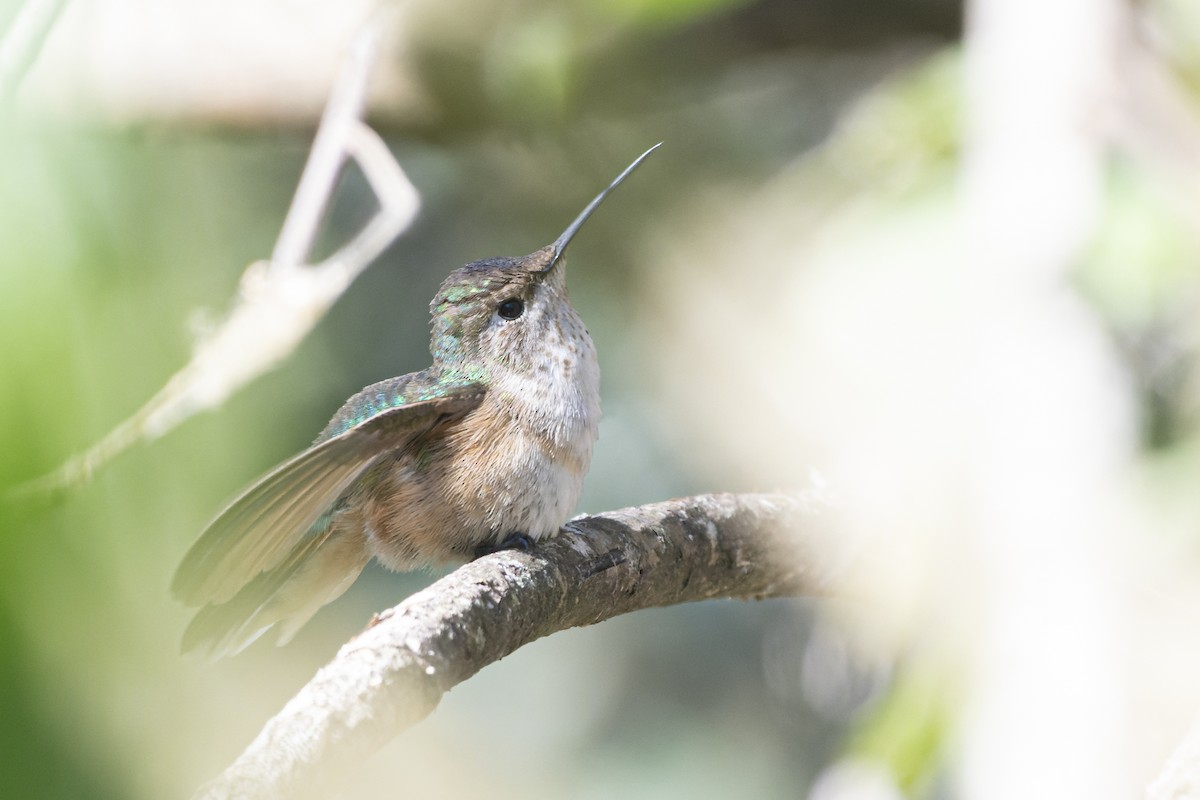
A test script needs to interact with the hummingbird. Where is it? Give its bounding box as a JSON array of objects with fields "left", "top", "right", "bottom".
[{"left": 172, "top": 144, "right": 660, "bottom": 657}]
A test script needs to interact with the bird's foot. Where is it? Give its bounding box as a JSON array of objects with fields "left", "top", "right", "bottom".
[{"left": 474, "top": 532, "right": 535, "bottom": 559}]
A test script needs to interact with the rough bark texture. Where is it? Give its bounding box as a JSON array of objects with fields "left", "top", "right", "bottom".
[{"left": 197, "top": 491, "right": 833, "bottom": 799}]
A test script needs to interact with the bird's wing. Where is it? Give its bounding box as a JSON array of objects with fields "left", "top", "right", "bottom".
[
  {"left": 172, "top": 381, "right": 486, "bottom": 606},
  {"left": 179, "top": 512, "right": 368, "bottom": 658}
]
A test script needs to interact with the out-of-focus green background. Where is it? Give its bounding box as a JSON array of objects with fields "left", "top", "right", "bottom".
[{"left": 4, "top": 0, "right": 1200, "bottom": 797}]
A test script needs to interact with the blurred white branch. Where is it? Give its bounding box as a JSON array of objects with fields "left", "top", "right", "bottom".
[
  {"left": 271, "top": 25, "right": 378, "bottom": 270},
  {"left": 194, "top": 492, "right": 837, "bottom": 800},
  {"left": 958, "top": 0, "right": 1130, "bottom": 797},
  {"left": 1147, "top": 715, "right": 1200, "bottom": 800},
  {"left": 0, "top": 0, "right": 68, "bottom": 101},
  {"left": 15, "top": 21, "right": 419, "bottom": 496}
]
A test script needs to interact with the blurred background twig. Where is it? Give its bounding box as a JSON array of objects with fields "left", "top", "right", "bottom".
[
  {"left": 10, "top": 16, "right": 420, "bottom": 496},
  {"left": 0, "top": 0, "right": 67, "bottom": 100}
]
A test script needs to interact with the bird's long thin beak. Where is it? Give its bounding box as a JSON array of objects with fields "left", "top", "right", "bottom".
[{"left": 545, "top": 143, "right": 662, "bottom": 271}]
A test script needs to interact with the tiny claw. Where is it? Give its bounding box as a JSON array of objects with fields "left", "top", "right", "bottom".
[
  {"left": 580, "top": 548, "right": 626, "bottom": 578},
  {"left": 474, "top": 532, "right": 535, "bottom": 558},
  {"left": 367, "top": 608, "right": 393, "bottom": 628}
]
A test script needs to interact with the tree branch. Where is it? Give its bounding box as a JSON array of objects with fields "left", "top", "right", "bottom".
[{"left": 196, "top": 491, "right": 835, "bottom": 800}]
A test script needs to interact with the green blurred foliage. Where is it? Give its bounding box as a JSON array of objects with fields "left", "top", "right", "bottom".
[
  {"left": 1155, "top": 0, "right": 1200, "bottom": 100},
  {"left": 848, "top": 666, "right": 955, "bottom": 795},
  {"left": 1079, "top": 159, "right": 1200, "bottom": 449}
]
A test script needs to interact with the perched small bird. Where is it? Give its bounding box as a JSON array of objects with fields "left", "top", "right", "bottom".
[{"left": 172, "top": 145, "right": 660, "bottom": 657}]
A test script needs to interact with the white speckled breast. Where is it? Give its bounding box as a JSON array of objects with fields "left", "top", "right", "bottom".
[{"left": 483, "top": 329, "right": 600, "bottom": 540}]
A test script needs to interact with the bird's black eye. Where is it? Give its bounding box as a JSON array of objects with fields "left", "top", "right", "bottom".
[{"left": 497, "top": 297, "right": 524, "bottom": 320}]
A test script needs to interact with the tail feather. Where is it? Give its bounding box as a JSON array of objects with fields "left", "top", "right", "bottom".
[{"left": 181, "top": 520, "right": 370, "bottom": 658}]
